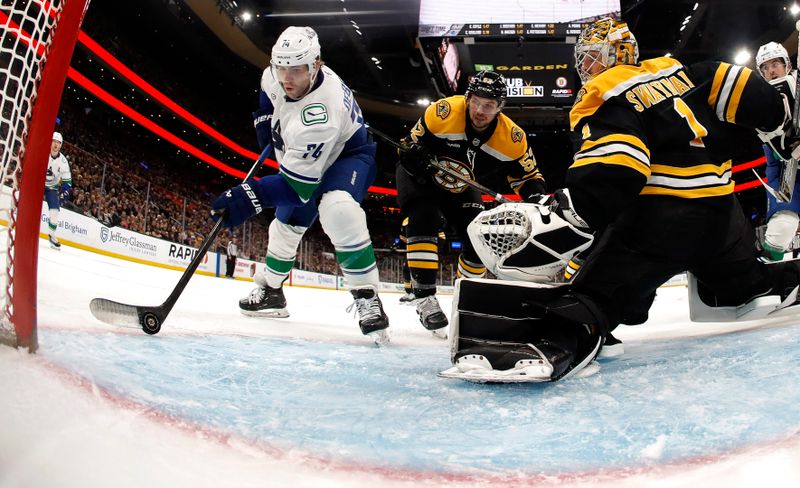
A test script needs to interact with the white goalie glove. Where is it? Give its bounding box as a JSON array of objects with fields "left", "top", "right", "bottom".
[{"left": 466, "top": 202, "right": 594, "bottom": 283}]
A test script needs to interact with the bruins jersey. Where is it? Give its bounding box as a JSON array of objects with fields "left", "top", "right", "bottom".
[
  {"left": 568, "top": 57, "right": 786, "bottom": 229},
  {"left": 408, "top": 95, "right": 545, "bottom": 199}
]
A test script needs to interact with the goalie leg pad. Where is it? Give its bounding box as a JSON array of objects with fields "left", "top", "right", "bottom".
[{"left": 445, "top": 279, "right": 602, "bottom": 382}]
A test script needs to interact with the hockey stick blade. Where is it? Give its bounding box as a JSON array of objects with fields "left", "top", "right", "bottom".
[
  {"left": 90, "top": 298, "right": 164, "bottom": 334},
  {"left": 88, "top": 145, "right": 273, "bottom": 335}
]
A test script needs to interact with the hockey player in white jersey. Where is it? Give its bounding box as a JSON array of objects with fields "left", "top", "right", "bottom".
[
  {"left": 755, "top": 41, "right": 800, "bottom": 260},
  {"left": 212, "top": 26, "right": 390, "bottom": 344},
  {"left": 44, "top": 131, "right": 72, "bottom": 249}
]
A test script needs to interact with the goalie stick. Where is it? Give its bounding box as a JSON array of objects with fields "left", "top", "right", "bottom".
[
  {"left": 89, "top": 145, "right": 273, "bottom": 334},
  {"left": 366, "top": 125, "right": 513, "bottom": 203}
]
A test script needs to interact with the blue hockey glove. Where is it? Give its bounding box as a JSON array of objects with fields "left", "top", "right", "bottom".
[
  {"left": 59, "top": 183, "right": 72, "bottom": 202},
  {"left": 252, "top": 107, "right": 273, "bottom": 151},
  {"left": 211, "top": 180, "right": 265, "bottom": 228}
]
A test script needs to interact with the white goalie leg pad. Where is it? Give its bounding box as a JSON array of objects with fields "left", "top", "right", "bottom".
[
  {"left": 466, "top": 203, "right": 593, "bottom": 283},
  {"left": 263, "top": 219, "right": 307, "bottom": 289},
  {"left": 318, "top": 190, "right": 379, "bottom": 289},
  {"left": 48, "top": 208, "right": 59, "bottom": 234},
  {"left": 765, "top": 210, "right": 799, "bottom": 251}
]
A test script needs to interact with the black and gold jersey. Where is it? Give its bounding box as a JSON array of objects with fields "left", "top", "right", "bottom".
[
  {"left": 567, "top": 56, "right": 786, "bottom": 229},
  {"left": 408, "top": 95, "right": 545, "bottom": 199}
]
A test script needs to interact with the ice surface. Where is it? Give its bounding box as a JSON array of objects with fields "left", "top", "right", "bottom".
[{"left": 1, "top": 241, "right": 799, "bottom": 487}]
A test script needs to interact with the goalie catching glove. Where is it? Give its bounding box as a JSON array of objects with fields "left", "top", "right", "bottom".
[
  {"left": 212, "top": 179, "right": 266, "bottom": 228},
  {"left": 467, "top": 192, "right": 594, "bottom": 283}
]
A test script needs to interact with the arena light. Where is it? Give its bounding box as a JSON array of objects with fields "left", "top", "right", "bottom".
[
  {"left": 241, "top": 11, "right": 252, "bottom": 22},
  {"left": 791, "top": 3, "right": 800, "bottom": 16},
  {"left": 733, "top": 49, "right": 751, "bottom": 65}
]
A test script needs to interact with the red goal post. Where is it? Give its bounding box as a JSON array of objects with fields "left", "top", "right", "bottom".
[{"left": 0, "top": 0, "right": 90, "bottom": 352}]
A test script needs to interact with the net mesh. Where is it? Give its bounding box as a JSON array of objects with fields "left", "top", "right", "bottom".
[
  {"left": 473, "top": 205, "right": 531, "bottom": 258},
  {"left": 0, "top": 0, "right": 62, "bottom": 341}
]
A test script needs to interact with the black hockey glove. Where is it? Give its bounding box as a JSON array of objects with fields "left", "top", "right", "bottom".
[
  {"left": 399, "top": 143, "right": 437, "bottom": 179},
  {"left": 773, "top": 124, "right": 800, "bottom": 162}
]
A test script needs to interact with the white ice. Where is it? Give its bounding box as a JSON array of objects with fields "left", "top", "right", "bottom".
[{"left": 1, "top": 241, "right": 799, "bottom": 488}]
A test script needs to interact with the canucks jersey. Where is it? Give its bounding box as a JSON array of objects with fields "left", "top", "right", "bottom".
[
  {"left": 408, "top": 96, "right": 545, "bottom": 199},
  {"left": 260, "top": 65, "right": 371, "bottom": 202},
  {"left": 567, "top": 57, "right": 786, "bottom": 229},
  {"left": 45, "top": 152, "right": 71, "bottom": 190}
]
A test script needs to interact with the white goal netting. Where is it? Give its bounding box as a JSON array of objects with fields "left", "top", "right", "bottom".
[{"left": 0, "top": 0, "right": 64, "bottom": 347}]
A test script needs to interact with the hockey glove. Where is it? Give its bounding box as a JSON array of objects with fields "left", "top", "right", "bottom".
[
  {"left": 211, "top": 180, "right": 265, "bottom": 228},
  {"left": 59, "top": 183, "right": 72, "bottom": 202},
  {"left": 538, "top": 189, "right": 591, "bottom": 231},
  {"left": 252, "top": 107, "right": 273, "bottom": 152},
  {"left": 399, "top": 143, "right": 437, "bottom": 179}
]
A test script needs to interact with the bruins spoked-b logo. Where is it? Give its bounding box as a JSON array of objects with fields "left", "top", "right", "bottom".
[
  {"left": 436, "top": 100, "right": 451, "bottom": 119},
  {"left": 433, "top": 157, "right": 474, "bottom": 193}
]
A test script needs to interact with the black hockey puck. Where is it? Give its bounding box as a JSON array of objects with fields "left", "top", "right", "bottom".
[{"left": 141, "top": 312, "right": 161, "bottom": 335}]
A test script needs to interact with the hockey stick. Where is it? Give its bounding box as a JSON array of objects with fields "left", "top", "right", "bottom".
[
  {"left": 775, "top": 20, "right": 800, "bottom": 203},
  {"left": 366, "top": 125, "right": 512, "bottom": 203},
  {"left": 89, "top": 145, "right": 273, "bottom": 334}
]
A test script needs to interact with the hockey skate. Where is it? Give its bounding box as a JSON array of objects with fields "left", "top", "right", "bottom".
[
  {"left": 415, "top": 295, "right": 448, "bottom": 336},
  {"left": 398, "top": 292, "right": 416, "bottom": 305},
  {"left": 48, "top": 235, "right": 61, "bottom": 249},
  {"left": 347, "top": 288, "right": 390, "bottom": 346},
  {"left": 239, "top": 285, "right": 289, "bottom": 318}
]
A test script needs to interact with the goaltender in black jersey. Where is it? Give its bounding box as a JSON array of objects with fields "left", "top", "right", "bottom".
[
  {"left": 396, "top": 71, "right": 546, "bottom": 336},
  {"left": 443, "top": 17, "right": 800, "bottom": 383}
]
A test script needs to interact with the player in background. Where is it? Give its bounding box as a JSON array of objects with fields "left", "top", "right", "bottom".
[
  {"left": 212, "top": 26, "right": 390, "bottom": 345},
  {"left": 754, "top": 41, "right": 800, "bottom": 260},
  {"left": 397, "top": 71, "right": 546, "bottom": 335},
  {"left": 44, "top": 131, "right": 72, "bottom": 249},
  {"left": 396, "top": 217, "right": 415, "bottom": 304},
  {"left": 447, "top": 18, "right": 800, "bottom": 381}
]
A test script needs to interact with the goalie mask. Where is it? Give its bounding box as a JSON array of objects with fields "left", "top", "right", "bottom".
[
  {"left": 575, "top": 17, "right": 638, "bottom": 84},
  {"left": 467, "top": 203, "right": 594, "bottom": 283}
]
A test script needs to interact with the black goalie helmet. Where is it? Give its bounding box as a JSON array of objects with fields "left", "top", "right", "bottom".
[{"left": 466, "top": 70, "right": 507, "bottom": 109}]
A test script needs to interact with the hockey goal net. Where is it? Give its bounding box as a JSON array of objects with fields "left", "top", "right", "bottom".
[{"left": 0, "top": 0, "right": 89, "bottom": 352}]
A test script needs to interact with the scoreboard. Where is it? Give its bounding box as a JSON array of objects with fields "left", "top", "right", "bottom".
[{"left": 420, "top": 22, "right": 589, "bottom": 39}]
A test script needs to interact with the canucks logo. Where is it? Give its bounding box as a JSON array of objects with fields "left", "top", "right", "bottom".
[
  {"left": 301, "top": 103, "right": 328, "bottom": 126},
  {"left": 436, "top": 100, "right": 451, "bottom": 119}
]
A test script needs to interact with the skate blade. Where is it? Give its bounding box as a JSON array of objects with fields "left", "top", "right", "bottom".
[
  {"left": 438, "top": 366, "right": 550, "bottom": 383},
  {"left": 431, "top": 328, "right": 448, "bottom": 340},
  {"left": 368, "top": 328, "right": 391, "bottom": 347},
  {"left": 240, "top": 309, "right": 290, "bottom": 318}
]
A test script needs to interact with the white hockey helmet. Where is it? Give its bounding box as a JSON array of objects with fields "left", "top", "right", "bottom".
[
  {"left": 52, "top": 131, "right": 63, "bottom": 143},
  {"left": 271, "top": 26, "right": 320, "bottom": 71},
  {"left": 756, "top": 42, "right": 791, "bottom": 76},
  {"left": 467, "top": 203, "right": 594, "bottom": 283}
]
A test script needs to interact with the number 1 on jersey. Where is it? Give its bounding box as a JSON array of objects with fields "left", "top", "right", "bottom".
[{"left": 673, "top": 98, "right": 708, "bottom": 148}]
